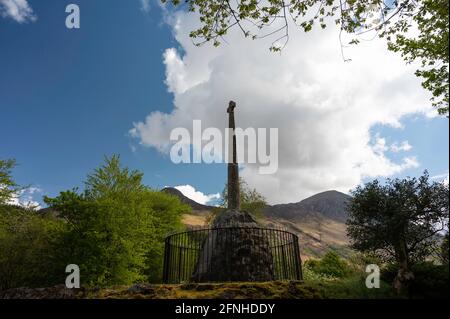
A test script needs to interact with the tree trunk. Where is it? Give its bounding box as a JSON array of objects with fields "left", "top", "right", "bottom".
[{"left": 393, "top": 239, "right": 414, "bottom": 296}]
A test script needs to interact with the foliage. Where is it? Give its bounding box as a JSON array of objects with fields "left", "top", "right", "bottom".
[
  {"left": 302, "top": 262, "right": 335, "bottom": 282},
  {"left": 346, "top": 251, "right": 382, "bottom": 273},
  {"left": 0, "top": 158, "right": 20, "bottom": 205},
  {"left": 304, "top": 251, "right": 351, "bottom": 278},
  {"left": 0, "top": 155, "right": 188, "bottom": 289},
  {"left": 347, "top": 171, "right": 449, "bottom": 293},
  {"left": 163, "top": 0, "right": 449, "bottom": 114},
  {"left": 44, "top": 155, "right": 188, "bottom": 286},
  {"left": 347, "top": 171, "right": 448, "bottom": 264},
  {"left": 386, "top": 0, "right": 449, "bottom": 114},
  {"left": 441, "top": 232, "right": 449, "bottom": 265},
  {"left": 313, "top": 274, "right": 394, "bottom": 299},
  {"left": 0, "top": 159, "right": 63, "bottom": 290},
  {"left": 0, "top": 205, "right": 65, "bottom": 290},
  {"left": 220, "top": 177, "right": 267, "bottom": 217},
  {"left": 381, "top": 261, "right": 449, "bottom": 298},
  {"left": 303, "top": 251, "right": 393, "bottom": 298}
]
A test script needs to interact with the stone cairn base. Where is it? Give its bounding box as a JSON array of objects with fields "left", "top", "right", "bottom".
[{"left": 191, "top": 209, "right": 274, "bottom": 282}]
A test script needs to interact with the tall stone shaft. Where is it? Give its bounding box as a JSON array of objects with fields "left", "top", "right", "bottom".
[
  {"left": 227, "top": 100, "right": 240, "bottom": 210},
  {"left": 190, "top": 100, "right": 275, "bottom": 283}
]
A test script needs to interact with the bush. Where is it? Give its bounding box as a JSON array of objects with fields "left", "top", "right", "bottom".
[
  {"left": 381, "top": 261, "right": 449, "bottom": 298},
  {"left": 314, "top": 275, "right": 393, "bottom": 299},
  {"left": 304, "top": 251, "right": 352, "bottom": 278},
  {"left": 410, "top": 262, "right": 449, "bottom": 298},
  {"left": 0, "top": 205, "right": 65, "bottom": 289}
]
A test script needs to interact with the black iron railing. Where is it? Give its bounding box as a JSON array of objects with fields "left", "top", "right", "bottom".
[{"left": 163, "top": 226, "right": 302, "bottom": 284}]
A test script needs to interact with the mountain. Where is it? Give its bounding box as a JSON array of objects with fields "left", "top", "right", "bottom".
[
  {"left": 161, "top": 187, "right": 218, "bottom": 213},
  {"left": 264, "top": 190, "right": 352, "bottom": 223},
  {"left": 164, "top": 188, "right": 353, "bottom": 259}
]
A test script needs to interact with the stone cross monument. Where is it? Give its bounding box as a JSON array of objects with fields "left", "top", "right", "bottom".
[
  {"left": 190, "top": 100, "right": 274, "bottom": 282},
  {"left": 227, "top": 100, "right": 240, "bottom": 210}
]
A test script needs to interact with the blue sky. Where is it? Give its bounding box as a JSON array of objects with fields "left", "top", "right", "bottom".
[
  {"left": 370, "top": 115, "right": 449, "bottom": 182},
  {"left": 0, "top": 1, "right": 448, "bottom": 206}
]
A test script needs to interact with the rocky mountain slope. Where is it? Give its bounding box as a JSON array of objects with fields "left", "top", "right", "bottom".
[{"left": 264, "top": 190, "right": 352, "bottom": 222}]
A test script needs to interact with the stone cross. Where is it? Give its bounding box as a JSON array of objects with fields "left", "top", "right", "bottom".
[{"left": 227, "top": 100, "right": 240, "bottom": 210}]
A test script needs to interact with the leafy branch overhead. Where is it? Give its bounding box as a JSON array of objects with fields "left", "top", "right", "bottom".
[{"left": 163, "top": 0, "right": 449, "bottom": 115}]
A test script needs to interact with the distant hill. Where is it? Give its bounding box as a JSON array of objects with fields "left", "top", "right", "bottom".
[
  {"left": 161, "top": 187, "right": 218, "bottom": 213},
  {"left": 264, "top": 190, "right": 352, "bottom": 223},
  {"left": 163, "top": 187, "right": 353, "bottom": 259}
]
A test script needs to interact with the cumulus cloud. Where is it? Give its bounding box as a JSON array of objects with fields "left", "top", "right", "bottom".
[
  {"left": 390, "top": 141, "right": 412, "bottom": 152},
  {"left": 131, "top": 9, "right": 433, "bottom": 204},
  {"left": 7, "top": 187, "right": 42, "bottom": 209},
  {"left": 372, "top": 135, "right": 413, "bottom": 154},
  {"left": 174, "top": 184, "right": 220, "bottom": 205},
  {"left": 0, "top": 0, "right": 36, "bottom": 23}
]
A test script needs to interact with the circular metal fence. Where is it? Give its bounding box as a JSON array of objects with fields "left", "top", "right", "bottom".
[{"left": 163, "top": 226, "right": 302, "bottom": 284}]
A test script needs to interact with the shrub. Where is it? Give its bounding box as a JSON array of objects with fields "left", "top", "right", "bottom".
[
  {"left": 381, "top": 261, "right": 449, "bottom": 298},
  {"left": 304, "top": 251, "right": 352, "bottom": 278},
  {"left": 315, "top": 275, "right": 393, "bottom": 299},
  {"left": 410, "top": 262, "right": 449, "bottom": 298},
  {"left": 0, "top": 205, "right": 65, "bottom": 289}
]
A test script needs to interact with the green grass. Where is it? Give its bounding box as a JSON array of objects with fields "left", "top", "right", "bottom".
[{"left": 306, "top": 275, "right": 394, "bottom": 299}]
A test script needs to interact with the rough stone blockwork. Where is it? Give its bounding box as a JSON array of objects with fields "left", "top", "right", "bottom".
[{"left": 191, "top": 209, "right": 275, "bottom": 282}]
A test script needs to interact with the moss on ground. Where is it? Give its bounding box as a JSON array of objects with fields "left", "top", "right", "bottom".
[
  {"left": 85, "top": 281, "right": 323, "bottom": 299},
  {"left": 83, "top": 278, "right": 394, "bottom": 299}
]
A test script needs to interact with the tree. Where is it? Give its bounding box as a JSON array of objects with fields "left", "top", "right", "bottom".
[
  {"left": 0, "top": 158, "right": 20, "bottom": 205},
  {"left": 44, "top": 155, "right": 188, "bottom": 286},
  {"left": 346, "top": 171, "right": 449, "bottom": 295},
  {"left": 0, "top": 158, "right": 64, "bottom": 289},
  {"left": 164, "top": 0, "right": 449, "bottom": 115},
  {"left": 387, "top": 1, "right": 448, "bottom": 114},
  {"left": 220, "top": 177, "right": 267, "bottom": 217},
  {"left": 441, "top": 232, "right": 449, "bottom": 265}
]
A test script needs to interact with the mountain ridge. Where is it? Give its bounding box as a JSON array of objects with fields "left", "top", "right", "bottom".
[
  {"left": 264, "top": 190, "right": 352, "bottom": 223},
  {"left": 161, "top": 187, "right": 217, "bottom": 213},
  {"left": 164, "top": 187, "right": 351, "bottom": 223},
  {"left": 164, "top": 187, "right": 352, "bottom": 258}
]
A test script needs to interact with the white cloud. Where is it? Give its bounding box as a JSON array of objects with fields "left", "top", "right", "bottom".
[
  {"left": 140, "top": 0, "right": 150, "bottom": 13},
  {"left": 174, "top": 184, "right": 220, "bottom": 205},
  {"left": 432, "top": 172, "right": 449, "bottom": 185},
  {"left": 390, "top": 141, "right": 412, "bottom": 152},
  {"left": 0, "top": 0, "right": 36, "bottom": 23},
  {"left": 131, "top": 9, "right": 433, "bottom": 204},
  {"left": 372, "top": 136, "right": 412, "bottom": 154},
  {"left": 372, "top": 135, "right": 388, "bottom": 155},
  {"left": 7, "top": 187, "right": 42, "bottom": 209}
]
